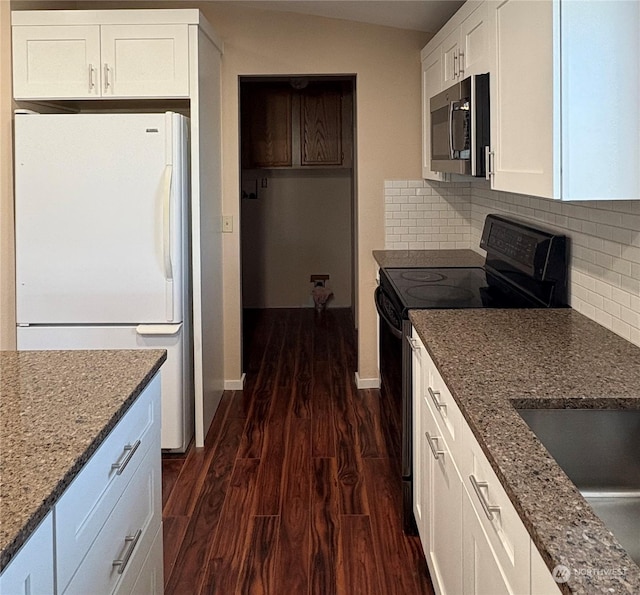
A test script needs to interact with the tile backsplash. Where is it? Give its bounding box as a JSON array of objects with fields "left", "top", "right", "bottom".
[{"left": 385, "top": 179, "right": 640, "bottom": 348}]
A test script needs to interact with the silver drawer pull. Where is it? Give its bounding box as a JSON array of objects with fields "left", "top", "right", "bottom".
[
  {"left": 406, "top": 335, "right": 420, "bottom": 352},
  {"left": 112, "top": 529, "right": 142, "bottom": 575},
  {"left": 470, "top": 474, "right": 501, "bottom": 521},
  {"left": 103, "top": 63, "right": 111, "bottom": 90},
  {"left": 428, "top": 386, "right": 446, "bottom": 411},
  {"left": 425, "top": 431, "right": 445, "bottom": 460},
  {"left": 111, "top": 440, "right": 141, "bottom": 475},
  {"left": 88, "top": 64, "right": 95, "bottom": 90}
]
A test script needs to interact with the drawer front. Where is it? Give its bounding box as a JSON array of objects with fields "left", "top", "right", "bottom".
[
  {"left": 421, "top": 347, "right": 463, "bottom": 460},
  {"left": 461, "top": 423, "right": 531, "bottom": 595},
  {"left": 56, "top": 374, "right": 161, "bottom": 592},
  {"left": 116, "top": 523, "right": 164, "bottom": 595},
  {"left": 62, "top": 439, "right": 162, "bottom": 595}
]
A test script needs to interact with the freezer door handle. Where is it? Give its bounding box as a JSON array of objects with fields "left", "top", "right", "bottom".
[
  {"left": 162, "top": 165, "right": 174, "bottom": 282},
  {"left": 136, "top": 323, "right": 182, "bottom": 336}
]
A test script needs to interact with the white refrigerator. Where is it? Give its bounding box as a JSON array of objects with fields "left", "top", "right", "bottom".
[{"left": 14, "top": 111, "right": 194, "bottom": 452}]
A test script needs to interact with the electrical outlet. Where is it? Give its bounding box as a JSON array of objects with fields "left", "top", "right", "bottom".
[{"left": 222, "top": 215, "right": 233, "bottom": 233}]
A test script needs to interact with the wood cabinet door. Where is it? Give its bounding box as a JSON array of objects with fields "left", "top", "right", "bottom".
[
  {"left": 12, "top": 25, "right": 101, "bottom": 99},
  {"left": 242, "top": 85, "right": 292, "bottom": 168},
  {"left": 100, "top": 24, "right": 189, "bottom": 98},
  {"left": 301, "top": 89, "right": 342, "bottom": 166}
]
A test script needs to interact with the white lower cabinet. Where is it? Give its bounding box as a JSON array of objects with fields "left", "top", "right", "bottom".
[
  {"left": 0, "top": 513, "right": 54, "bottom": 595},
  {"left": 411, "top": 328, "right": 559, "bottom": 595},
  {"left": 0, "top": 374, "right": 163, "bottom": 595},
  {"left": 462, "top": 493, "right": 511, "bottom": 595}
]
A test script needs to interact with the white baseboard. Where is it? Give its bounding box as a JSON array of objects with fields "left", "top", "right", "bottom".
[
  {"left": 224, "top": 373, "right": 246, "bottom": 391},
  {"left": 354, "top": 372, "right": 380, "bottom": 389}
]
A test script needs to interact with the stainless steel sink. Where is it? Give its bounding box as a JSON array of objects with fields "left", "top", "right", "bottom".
[{"left": 517, "top": 408, "right": 640, "bottom": 565}]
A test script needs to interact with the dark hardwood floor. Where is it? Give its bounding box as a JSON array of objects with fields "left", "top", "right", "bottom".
[{"left": 162, "top": 308, "right": 434, "bottom": 595}]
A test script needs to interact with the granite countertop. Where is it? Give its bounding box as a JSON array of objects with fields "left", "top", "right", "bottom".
[
  {"left": 0, "top": 349, "right": 166, "bottom": 572},
  {"left": 409, "top": 309, "right": 640, "bottom": 594},
  {"left": 373, "top": 248, "right": 485, "bottom": 269}
]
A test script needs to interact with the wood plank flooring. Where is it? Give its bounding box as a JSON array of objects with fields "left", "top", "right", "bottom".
[{"left": 162, "top": 308, "right": 434, "bottom": 595}]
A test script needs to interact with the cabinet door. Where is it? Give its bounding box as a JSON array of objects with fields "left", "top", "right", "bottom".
[
  {"left": 0, "top": 513, "right": 54, "bottom": 595},
  {"left": 462, "top": 492, "right": 512, "bottom": 595},
  {"left": 423, "top": 399, "right": 463, "bottom": 595},
  {"left": 411, "top": 334, "right": 428, "bottom": 545},
  {"left": 242, "top": 85, "right": 292, "bottom": 168},
  {"left": 12, "top": 25, "right": 101, "bottom": 99},
  {"left": 100, "top": 24, "right": 189, "bottom": 97},
  {"left": 487, "top": 0, "right": 556, "bottom": 198},
  {"left": 421, "top": 46, "right": 444, "bottom": 180},
  {"left": 300, "top": 89, "right": 343, "bottom": 166},
  {"left": 459, "top": 2, "right": 489, "bottom": 78},
  {"left": 441, "top": 28, "right": 460, "bottom": 87}
]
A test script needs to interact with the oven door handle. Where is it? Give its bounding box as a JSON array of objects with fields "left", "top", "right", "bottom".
[{"left": 374, "top": 286, "right": 403, "bottom": 340}]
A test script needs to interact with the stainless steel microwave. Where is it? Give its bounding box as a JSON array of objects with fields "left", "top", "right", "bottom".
[{"left": 430, "top": 73, "right": 490, "bottom": 176}]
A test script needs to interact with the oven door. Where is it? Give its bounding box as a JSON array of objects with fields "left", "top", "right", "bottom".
[{"left": 375, "top": 286, "right": 418, "bottom": 534}]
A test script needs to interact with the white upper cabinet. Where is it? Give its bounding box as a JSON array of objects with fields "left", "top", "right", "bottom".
[
  {"left": 421, "top": 45, "right": 444, "bottom": 180},
  {"left": 487, "top": 0, "right": 639, "bottom": 200},
  {"left": 487, "top": 0, "right": 555, "bottom": 199},
  {"left": 12, "top": 16, "right": 190, "bottom": 99},
  {"left": 444, "top": 1, "right": 489, "bottom": 85},
  {"left": 420, "top": 1, "right": 488, "bottom": 181}
]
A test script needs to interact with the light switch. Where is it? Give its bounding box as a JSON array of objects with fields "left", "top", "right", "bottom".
[{"left": 222, "top": 215, "right": 233, "bottom": 233}]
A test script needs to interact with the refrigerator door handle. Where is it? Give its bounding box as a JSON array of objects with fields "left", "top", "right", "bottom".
[
  {"left": 136, "top": 323, "right": 182, "bottom": 336},
  {"left": 162, "top": 164, "right": 174, "bottom": 282}
]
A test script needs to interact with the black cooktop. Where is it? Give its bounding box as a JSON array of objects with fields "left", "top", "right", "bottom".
[{"left": 381, "top": 266, "right": 539, "bottom": 314}]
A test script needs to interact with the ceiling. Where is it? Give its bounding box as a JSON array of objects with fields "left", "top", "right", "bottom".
[{"left": 234, "top": 1, "right": 465, "bottom": 34}]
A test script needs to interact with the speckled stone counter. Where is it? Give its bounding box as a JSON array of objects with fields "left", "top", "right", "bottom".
[
  {"left": 373, "top": 248, "right": 485, "bottom": 269},
  {"left": 409, "top": 309, "right": 640, "bottom": 594},
  {"left": 0, "top": 349, "right": 166, "bottom": 572}
]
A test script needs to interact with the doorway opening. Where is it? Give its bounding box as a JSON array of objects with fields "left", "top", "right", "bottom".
[{"left": 239, "top": 75, "right": 357, "bottom": 373}]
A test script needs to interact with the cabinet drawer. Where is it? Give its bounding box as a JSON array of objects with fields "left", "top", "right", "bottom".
[
  {"left": 56, "top": 374, "right": 161, "bottom": 593},
  {"left": 116, "top": 523, "right": 163, "bottom": 595},
  {"left": 461, "top": 422, "right": 531, "bottom": 595},
  {"left": 62, "top": 438, "right": 162, "bottom": 595},
  {"left": 421, "top": 346, "right": 463, "bottom": 460}
]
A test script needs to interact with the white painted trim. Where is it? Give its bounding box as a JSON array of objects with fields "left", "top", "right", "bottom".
[
  {"left": 354, "top": 372, "right": 380, "bottom": 390},
  {"left": 224, "top": 374, "right": 246, "bottom": 391}
]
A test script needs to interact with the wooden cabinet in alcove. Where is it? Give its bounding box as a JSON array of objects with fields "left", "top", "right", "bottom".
[{"left": 241, "top": 80, "right": 352, "bottom": 169}]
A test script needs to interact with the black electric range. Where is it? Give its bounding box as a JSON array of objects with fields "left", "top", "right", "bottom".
[{"left": 375, "top": 214, "right": 569, "bottom": 534}]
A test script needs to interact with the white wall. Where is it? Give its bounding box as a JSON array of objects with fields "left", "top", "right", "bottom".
[
  {"left": 242, "top": 171, "right": 352, "bottom": 308},
  {"left": 385, "top": 180, "right": 640, "bottom": 349}
]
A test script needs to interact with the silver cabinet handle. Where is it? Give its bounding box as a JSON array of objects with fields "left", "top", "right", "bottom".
[
  {"left": 453, "top": 52, "right": 458, "bottom": 78},
  {"left": 112, "top": 529, "right": 142, "bottom": 575},
  {"left": 485, "top": 146, "right": 495, "bottom": 180},
  {"left": 103, "top": 63, "right": 111, "bottom": 91},
  {"left": 88, "top": 64, "right": 95, "bottom": 91},
  {"left": 111, "top": 440, "right": 141, "bottom": 476},
  {"left": 458, "top": 51, "right": 465, "bottom": 77},
  {"left": 406, "top": 335, "right": 421, "bottom": 353},
  {"left": 425, "top": 431, "right": 445, "bottom": 460},
  {"left": 428, "top": 386, "right": 446, "bottom": 411},
  {"left": 469, "top": 474, "right": 501, "bottom": 521}
]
